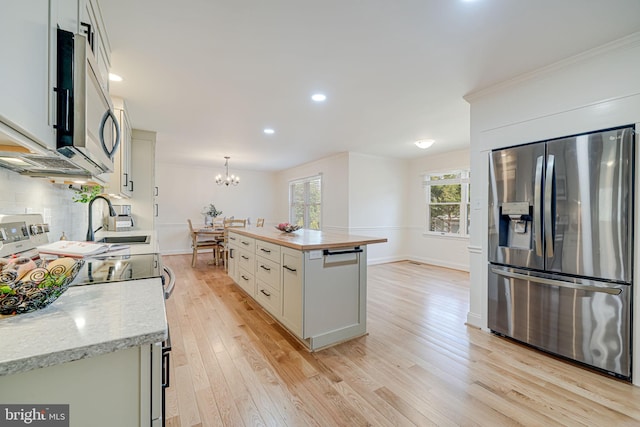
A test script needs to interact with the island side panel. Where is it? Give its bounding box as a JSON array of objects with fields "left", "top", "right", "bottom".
[{"left": 303, "top": 246, "right": 367, "bottom": 350}]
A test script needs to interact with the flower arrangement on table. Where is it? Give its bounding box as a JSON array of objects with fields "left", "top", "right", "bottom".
[
  {"left": 202, "top": 204, "right": 223, "bottom": 225},
  {"left": 275, "top": 222, "right": 301, "bottom": 233}
]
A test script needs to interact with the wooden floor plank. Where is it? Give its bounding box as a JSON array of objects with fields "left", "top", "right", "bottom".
[{"left": 162, "top": 256, "right": 640, "bottom": 427}]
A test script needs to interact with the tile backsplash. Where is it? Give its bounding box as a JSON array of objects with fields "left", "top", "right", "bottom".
[{"left": 0, "top": 168, "right": 88, "bottom": 242}]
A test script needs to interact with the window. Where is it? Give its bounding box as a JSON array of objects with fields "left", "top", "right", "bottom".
[
  {"left": 424, "top": 170, "right": 470, "bottom": 236},
  {"left": 289, "top": 175, "right": 322, "bottom": 230}
]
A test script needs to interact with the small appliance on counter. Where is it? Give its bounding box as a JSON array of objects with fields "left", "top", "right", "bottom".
[{"left": 104, "top": 204, "right": 134, "bottom": 232}]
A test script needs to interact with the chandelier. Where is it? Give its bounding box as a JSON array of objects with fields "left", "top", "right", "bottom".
[{"left": 215, "top": 156, "right": 240, "bottom": 186}]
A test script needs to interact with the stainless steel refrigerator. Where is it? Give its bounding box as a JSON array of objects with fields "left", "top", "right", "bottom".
[{"left": 488, "top": 125, "right": 635, "bottom": 379}]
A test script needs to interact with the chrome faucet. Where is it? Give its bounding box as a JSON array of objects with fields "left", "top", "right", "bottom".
[{"left": 86, "top": 195, "right": 117, "bottom": 241}]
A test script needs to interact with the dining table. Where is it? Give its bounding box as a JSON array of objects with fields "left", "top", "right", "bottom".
[{"left": 195, "top": 225, "right": 225, "bottom": 265}]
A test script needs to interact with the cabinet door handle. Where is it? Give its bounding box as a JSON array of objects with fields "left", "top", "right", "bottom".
[
  {"left": 283, "top": 265, "right": 297, "bottom": 272},
  {"left": 161, "top": 350, "right": 170, "bottom": 388},
  {"left": 154, "top": 186, "right": 159, "bottom": 196},
  {"left": 260, "top": 265, "right": 271, "bottom": 272},
  {"left": 129, "top": 180, "right": 134, "bottom": 192},
  {"left": 80, "top": 22, "right": 94, "bottom": 52},
  {"left": 123, "top": 172, "right": 128, "bottom": 188},
  {"left": 260, "top": 248, "right": 271, "bottom": 254},
  {"left": 260, "top": 289, "right": 271, "bottom": 297},
  {"left": 154, "top": 204, "right": 158, "bottom": 217}
]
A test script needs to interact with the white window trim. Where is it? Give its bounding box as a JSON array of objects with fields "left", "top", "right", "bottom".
[
  {"left": 423, "top": 169, "right": 470, "bottom": 238},
  {"left": 289, "top": 174, "right": 322, "bottom": 230}
]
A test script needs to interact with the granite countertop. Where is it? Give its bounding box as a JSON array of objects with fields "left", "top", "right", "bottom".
[
  {"left": 0, "top": 277, "right": 167, "bottom": 377},
  {"left": 230, "top": 227, "right": 387, "bottom": 251}
]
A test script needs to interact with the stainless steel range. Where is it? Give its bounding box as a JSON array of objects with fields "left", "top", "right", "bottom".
[
  {"left": 0, "top": 213, "right": 174, "bottom": 297},
  {"left": 0, "top": 213, "right": 51, "bottom": 259}
]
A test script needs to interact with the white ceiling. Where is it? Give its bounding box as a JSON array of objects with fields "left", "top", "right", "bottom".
[{"left": 100, "top": 0, "right": 640, "bottom": 172}]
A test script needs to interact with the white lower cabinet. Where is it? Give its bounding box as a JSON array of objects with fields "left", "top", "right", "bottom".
[
  {"left": 237, "top": 267, "right": 255, "bottom": 296},
  {"left": 255, "top": 253, "right": 282, "bottom": 317},
  {"left": 0, "top": 343, "right": 162, "bottom": 427},
  {"left": 227, "top": 241, "right": 239, "bottom": 284},
  {"left": 255, "top": 279, "right": 281, "bottom": 317},
  {"left": 228, "top": 231, "right": 368, "bottom": 350},
  {"left": 281, "top": 247, "right": 303, "bottom": 338}
]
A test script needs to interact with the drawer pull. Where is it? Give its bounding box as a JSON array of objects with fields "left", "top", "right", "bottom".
[
  {"left": 260, "top": 289, "right": 271, "bottom": 297},
  {"left": 241, "top": 275, "right": 249, "bottom": 281},
  {"left": 283, "top": 265, "right": 297, "bottom": 272},
  {"left": 242, "top": 241, "right": 250, "bottom": 246},
  {"left": 260, "top": 248, "right": 271, "bottom": 254},
  {"left": 229, "top": 236, "right": 236, "bottom": 241},
  {"left": 241, "top": 255, "right": 249, "bottom": 260},
  {"left": 260, "top": 265, "right": 271, "bottom": 272}
]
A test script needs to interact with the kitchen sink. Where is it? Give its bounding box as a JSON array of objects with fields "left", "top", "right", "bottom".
[{"left": 97, "top": 235, "right": 151, "bottom": 244}]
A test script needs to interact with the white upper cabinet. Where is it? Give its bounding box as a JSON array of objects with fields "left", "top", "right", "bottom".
[
  {"left": 79, "top": 0, "right": 111, "bottom": 91},
  {"left": 0, "top": 1, "right": 56, "bottom": 151},
  {"left": 0, "top": 0, "right": 111, "bottom": 157}
]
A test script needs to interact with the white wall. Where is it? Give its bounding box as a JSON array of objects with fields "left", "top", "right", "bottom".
[
  {"left": 272, "top": 151, "right": 471, "bottom": 267},
  {"left": 348, "top": 153, "right": 407, "bottom": 264},
  {"left": 274, "top": 152, "right": 350, "bottom": 230},
  {"left": 465, "top": 33, "right": 640, "bottom": 383},
  {"left": 0, "top": 169, "right": 87, "bottom": 242},
  {"left": 406, "top": 149, "right": 471, "bottom": 271},
  {"left": 155, "top": 160, "right": 277, "bottom": 254}
]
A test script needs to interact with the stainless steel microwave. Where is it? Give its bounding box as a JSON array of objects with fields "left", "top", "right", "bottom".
[{"left": 55, "top": 29, "right": 120, "bottom": 176}]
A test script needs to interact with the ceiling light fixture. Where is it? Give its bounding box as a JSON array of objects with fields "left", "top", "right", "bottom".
[
  {"left": 311, "top": 93, "right": 327, "bottom": 102},
  {"left": 263, "top": 128, "right": 275, "bottom": 135},
  {"left": 215, "top": 156, "right": 240, "bottom": 186},
  {"left": 415, "top": 139, "right": 435, "bottom": 149},
  {"left": 109, "top": 73, "right": 123, "bottom": 82}
]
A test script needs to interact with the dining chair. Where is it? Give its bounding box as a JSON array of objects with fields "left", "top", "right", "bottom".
[
  {"left": 256, "top": 218, "right": 265, "bottom": 227},
  {"left": 219, "top": 218, "right": 247, "bottom": 268},
  {"left": 187, "top": 219, "right": 220, "bottom": 267}
]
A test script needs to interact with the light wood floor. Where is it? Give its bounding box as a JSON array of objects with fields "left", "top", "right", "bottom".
[{"left": 162, "top": 255, "right": 640, "bottom": 427}]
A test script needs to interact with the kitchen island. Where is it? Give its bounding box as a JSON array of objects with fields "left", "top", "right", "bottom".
[
  {"left": 227, "top": 227, "right": 387, "bottom": 350},
  {"left": 0, "top": 231, "right": 168, "bottom": 427}
]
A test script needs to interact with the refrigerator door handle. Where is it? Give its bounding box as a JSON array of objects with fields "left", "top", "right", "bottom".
[
  {"left": 534, "top": 156, "right": 544, "bottom": 256},
  {"left": 544, "top": 154, "right": 555, "bottom": 257},
  {"left": 490, "top": 266, "right": 622, "bottom": 295}
]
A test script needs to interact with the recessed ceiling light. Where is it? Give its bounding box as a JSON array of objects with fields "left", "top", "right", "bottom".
[
  {"left": 263, "top": 128, "right": 275, "bottom": 135},
  {"left": 311, "top": 93, "right": 326, "bottom": 102},
  {"left": 415, "top": 139, "right": 435, "bottom": 149},
  {"left": 109, "top": 73, "right": 123, "bottom": 82}
]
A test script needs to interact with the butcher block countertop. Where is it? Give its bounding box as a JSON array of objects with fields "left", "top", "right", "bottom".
[{"left": 230, "top": 227, "right": 387, "bottom": 251}]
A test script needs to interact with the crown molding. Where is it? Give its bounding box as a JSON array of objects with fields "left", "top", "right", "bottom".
[{"left": 464, "top": 31, "right": 640, "bottom": 103}]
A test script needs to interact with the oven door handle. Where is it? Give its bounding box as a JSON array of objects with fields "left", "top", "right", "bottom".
[{"left": 163, "top": 265, "right": 175, "bottom": 299}]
